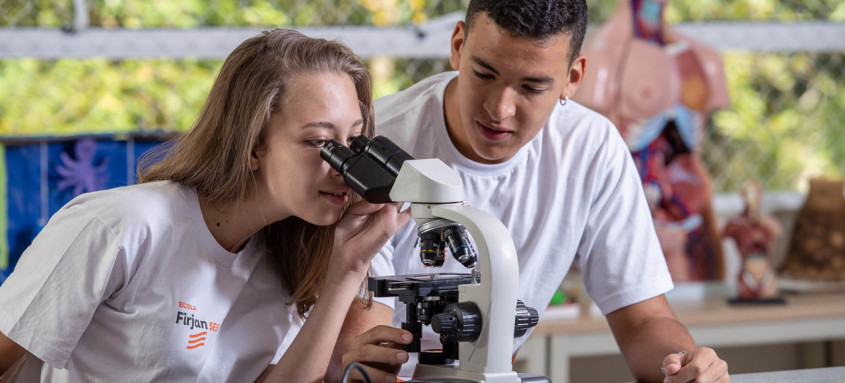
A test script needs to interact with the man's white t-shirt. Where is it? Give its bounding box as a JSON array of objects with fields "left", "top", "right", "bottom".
[
  {"left": 0, "top": 181, "right": 301, "bottom": 382},
  {"left": 371, "top": 72, "right": 673, "bottom": 370}
]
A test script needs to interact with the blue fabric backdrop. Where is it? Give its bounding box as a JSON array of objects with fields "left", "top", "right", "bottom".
[{"left": 1, "top": 135, "right": 169, "bottom": 284}]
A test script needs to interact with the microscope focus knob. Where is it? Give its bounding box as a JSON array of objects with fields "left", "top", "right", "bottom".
[
  {"left": 431, "top": 302, "right": 481, "bottom": 342},
  {"left": 514, "top": 299, "right": 540, "bottom": 338},
  {"left": 431, "top": 313, "right": 456, "bottom": 334}
]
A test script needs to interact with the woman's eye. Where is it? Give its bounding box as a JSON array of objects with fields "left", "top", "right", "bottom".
[
  {"left": 346, "top": 135, "right": 360, "bottom": 145},
  {"left": 307, "top": 139, "right": 329, "bottom": 148}
]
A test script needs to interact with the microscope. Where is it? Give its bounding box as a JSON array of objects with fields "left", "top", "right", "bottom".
[{"left": 321, "top": 136, "right": 549, "bottom": 383}]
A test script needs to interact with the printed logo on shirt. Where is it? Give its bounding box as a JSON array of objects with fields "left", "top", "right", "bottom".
[
  {"left": 187, "top": 331, "right": 207, "bottom": 349},
  {"left": 175, "top": 301, "right": 220, "bottom": 350}
]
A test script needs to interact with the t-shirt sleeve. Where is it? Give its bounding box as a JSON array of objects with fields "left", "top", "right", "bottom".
[
  {"left": 576, "top": 129, "right": 674, "bottom": 316},
  {"left": 0, "top": 203, "right": 126, "bottom": 369}
]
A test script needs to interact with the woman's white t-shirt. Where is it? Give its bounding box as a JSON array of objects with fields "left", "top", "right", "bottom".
[{"left": 0, "top": 181, "right": 301, "bottom": 382}]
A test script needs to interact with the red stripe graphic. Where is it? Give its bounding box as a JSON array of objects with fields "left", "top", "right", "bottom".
[
  {"left": 189, "top": 332, "right": 207, "bottom": 338},
  {"left": 187, "top": 342, "right": 205, "bottom": 349}
]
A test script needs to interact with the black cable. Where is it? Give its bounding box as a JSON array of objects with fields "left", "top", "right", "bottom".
[{"left": 340, "top": 362, "right": 373, "bottom": 383}]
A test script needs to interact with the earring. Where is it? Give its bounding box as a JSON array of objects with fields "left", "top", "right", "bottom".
[{"left": 559, "top": 96, "right": 568, "bottom": 107}]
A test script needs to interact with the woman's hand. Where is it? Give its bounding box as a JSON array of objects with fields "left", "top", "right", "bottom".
[
  {"left": 331, "top": 201, "right": 410, "bottom": 278},
  {"left": 264, "top": 202, "right": 409, "bottom": 383}
]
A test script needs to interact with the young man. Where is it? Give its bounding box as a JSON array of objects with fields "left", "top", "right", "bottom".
[{"left": 329, "top": 1, "right": 729, "bottom": 382}]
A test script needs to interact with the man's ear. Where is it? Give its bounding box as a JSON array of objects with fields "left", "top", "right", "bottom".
[
  {"left": 449, "top": 21, "right": 467, "bottom": 71},
  {"left": 250, "top": 145, "right": 264, "bottom": 171},
  {"left": 562, "top": 54, "right": 587, "bottom": 101}
]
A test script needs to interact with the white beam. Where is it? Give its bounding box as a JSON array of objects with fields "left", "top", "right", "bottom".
[
  {"left": 0, "top": 21, "right": 843, "bottom": 60},
  {"left": 0, "top": 26, "right": 452, "bottom": 59},
  {"left": 673, "top": 21, "right": 845, "bottom": 52}
]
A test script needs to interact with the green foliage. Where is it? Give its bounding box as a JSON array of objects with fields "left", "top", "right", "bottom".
[
  {"left": 587, "top": 0, "right": 845, "bottom": 22},
  {"left": 664, "top": 0, "right": 845, "bottom": 22},
  {"left": 0, "top": 59, "right": 220, "bottom": 135},
  {"left": 0, "top": 0, "right": 469, "bottom": 27},
  {"left": 703, "top": 51, "right": 845, "bottom": 192}
]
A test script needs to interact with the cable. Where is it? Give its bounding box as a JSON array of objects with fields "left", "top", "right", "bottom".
[{"left": 340, "top": 362, "right": 373, "bottom": 383}]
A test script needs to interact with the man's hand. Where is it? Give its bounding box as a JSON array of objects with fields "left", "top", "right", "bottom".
[
  {"left": 341, "top": 325, "right": 412, "bottom": 383},
  {"left": 606, "top": 295, "right": 731, "bottom": 382},
  {"left": 662, "top": 348, "right": 729, "bottom": 383}
]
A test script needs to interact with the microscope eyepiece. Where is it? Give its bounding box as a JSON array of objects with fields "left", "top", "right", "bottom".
[
  {"left": 350, "top": 136, "right": 413, "bottom": 176},
  {"left": 319, "top": 136, "right": 412, "bottom": 204},
  {"left": 349, "top": 135, "right": 371, "bottom": 153},
  {"left": 320, "top": 139, "right": 355, "bottom": 174}
]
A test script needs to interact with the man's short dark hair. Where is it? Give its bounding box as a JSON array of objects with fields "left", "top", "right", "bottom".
[{"left": 465, "top": 0, "right": 588, "bottom": 64}]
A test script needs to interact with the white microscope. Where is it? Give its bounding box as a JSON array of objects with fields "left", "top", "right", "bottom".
[{"left": 321, "top": 136, "right": 549, "bottom": 383}]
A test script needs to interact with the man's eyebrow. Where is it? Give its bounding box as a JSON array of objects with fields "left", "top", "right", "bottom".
[
  {"left": 523, "top": 75, "right": 554, "bottom": 84},
  {"left": 471, "top": 55, "right": 499, "bottom": 75},
  {"left": 471, "top": 55, "right": 554, "bottom": 84}
]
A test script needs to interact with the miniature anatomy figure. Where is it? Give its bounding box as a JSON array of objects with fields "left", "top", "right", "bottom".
[{"left": 723, "top": 181, "right": 782, "bottom": 300}]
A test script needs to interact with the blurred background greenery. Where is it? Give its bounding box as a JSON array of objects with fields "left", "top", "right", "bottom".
[{"left": 1, "top": 0, "right": 843, "bottom": 192}]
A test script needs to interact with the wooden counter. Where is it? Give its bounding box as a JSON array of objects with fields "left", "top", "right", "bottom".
[{"left": 518, "top": 292, "right": 845, "bottom": 383}]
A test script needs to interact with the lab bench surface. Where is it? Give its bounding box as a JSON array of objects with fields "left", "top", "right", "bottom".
[
  {"left": 732, "top": 366, "right": 845, "bottom": 382},
  {"left": 516, "top": 292, "right": 845, "bottom": 383}
]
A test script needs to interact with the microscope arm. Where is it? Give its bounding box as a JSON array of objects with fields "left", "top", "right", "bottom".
[
  {"left": 391, "top": 159, "right": 521, "bottom": 377},
  {"left": 427, "top": 204, "right": 519, "bottom": 375}
]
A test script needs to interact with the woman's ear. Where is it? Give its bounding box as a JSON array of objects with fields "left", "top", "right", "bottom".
[{"left": 250, "top": 145, "right": 264, "bottom": 171}]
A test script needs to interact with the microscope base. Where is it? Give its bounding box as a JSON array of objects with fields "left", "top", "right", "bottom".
[
  {"left": 405, "top": 373, "right": 550, "bottom": 383},
  {"left": 409, "top": 363, "right": 551, "bottom": 383}
]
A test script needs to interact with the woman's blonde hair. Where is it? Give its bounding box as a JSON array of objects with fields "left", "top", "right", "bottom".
[{"left": 138, "top": 29, "right": 374, "bottom": 316}]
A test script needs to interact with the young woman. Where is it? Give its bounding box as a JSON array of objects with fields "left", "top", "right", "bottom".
[{"left": 0, "top": 28, "right": 408, "bottom": 382}]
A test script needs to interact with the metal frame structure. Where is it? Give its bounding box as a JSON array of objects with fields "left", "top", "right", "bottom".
[{"left": 2, "top": 10, "right": 844, "bottom": 59}]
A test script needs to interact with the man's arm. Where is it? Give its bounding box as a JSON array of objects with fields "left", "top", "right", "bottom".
[{"left": 606, "top": 295, "right": 729, "bottom": 383}]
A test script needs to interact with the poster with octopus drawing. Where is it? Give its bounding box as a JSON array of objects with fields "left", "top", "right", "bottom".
[{"left": 0, "top": 134, "right": 170, "bottom": 284}]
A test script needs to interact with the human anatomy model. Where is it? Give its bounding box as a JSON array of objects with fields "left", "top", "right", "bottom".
[{"left": 575, "top": 0, "right": 729, "bottom": 281}]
